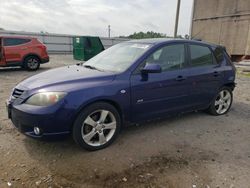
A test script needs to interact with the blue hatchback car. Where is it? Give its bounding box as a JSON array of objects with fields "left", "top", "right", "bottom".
[{"left": 7, "top": 39, "right": 236, "bottom": 150}]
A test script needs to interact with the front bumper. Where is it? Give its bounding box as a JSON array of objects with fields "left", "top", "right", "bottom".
[{"left": 6, "top": 100, "right": 71, "bottom": 138}]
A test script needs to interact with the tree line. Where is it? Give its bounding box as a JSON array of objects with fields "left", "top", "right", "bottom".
[{"left": 120, "top": 31, "right": 189, "bottom": 39}]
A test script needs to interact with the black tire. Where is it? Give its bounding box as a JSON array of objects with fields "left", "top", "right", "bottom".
[
  {"left": 24, "top": 56, "right": 40, "bottom": 71},
  {"left": 208, "top": 87, "right": 233, "bottom": 116},
  {"left": 72, "top": 102, "right": 121, "bottom": 151}
]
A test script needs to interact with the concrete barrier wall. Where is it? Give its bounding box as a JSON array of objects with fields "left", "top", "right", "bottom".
[{"left": 0, "top": 30, "right": 129, "bottom": 54}]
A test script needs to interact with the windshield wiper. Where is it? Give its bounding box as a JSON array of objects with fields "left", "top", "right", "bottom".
[
  {"left": 76, "top": 63, "right": 97, "bottom": 70},
  {"left": 83, "top": 65, "right": 105, "bottom": 72},
  {"left": 83, "top": 65, "right": 97, "bottom": 69}
]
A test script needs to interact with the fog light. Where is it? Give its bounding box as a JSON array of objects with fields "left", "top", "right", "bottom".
[{"left": 34, "top": 127, "right": 41, "bottom": 135}]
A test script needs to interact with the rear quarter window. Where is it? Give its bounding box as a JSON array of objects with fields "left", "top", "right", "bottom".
[
  {"left": 3, "top": 38, "right": 31, "bottom": 46},
  {"left": 213, "top": 47, "right": 225, "bottom": 64}
]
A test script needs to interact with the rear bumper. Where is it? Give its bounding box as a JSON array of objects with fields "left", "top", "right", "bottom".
[
  {"left": 41, "top": 56, "right": 49, "bottom": 64},
  {"left": 6, "top": 99, "right": 72, "bottom": 138}
]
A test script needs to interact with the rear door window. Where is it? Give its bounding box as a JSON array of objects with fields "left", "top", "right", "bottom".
[
  {"left": 189, "top": 44, "right": 213, "bottom": 67},
  {"left": 3, "top": 38, "right": 31, "bottom": 46}
]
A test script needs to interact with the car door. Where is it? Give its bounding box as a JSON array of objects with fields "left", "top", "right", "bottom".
[
  {"left": 186, "top": 43, "right": 223, "bottom": 107},
  {"left": 3, "top": 38, "right": 29, "bottom": 64},
  {"left": 130, "top": 43, "right": 191, "bottom": 122}
]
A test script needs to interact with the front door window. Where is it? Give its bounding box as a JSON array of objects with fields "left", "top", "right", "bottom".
[{"left": 145, "top": 44, "right": 186, "bottom": 71}]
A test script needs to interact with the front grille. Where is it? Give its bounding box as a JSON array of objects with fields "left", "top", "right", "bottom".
[{"left": 12, "top": 88, "right": 24, "bottom": 99}]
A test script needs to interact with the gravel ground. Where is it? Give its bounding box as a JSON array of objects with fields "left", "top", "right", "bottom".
[{"left": 0, "top": 55, "right": 250, "bottom": 188}]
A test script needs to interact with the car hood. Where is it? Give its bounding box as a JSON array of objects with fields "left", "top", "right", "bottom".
[{"left": 16, "top": 65, "right": 116, "bottom": 90}]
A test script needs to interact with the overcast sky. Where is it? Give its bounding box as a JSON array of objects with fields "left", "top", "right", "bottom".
[{"left": 0, "top": 0, "right": 193, "bottom": 37}]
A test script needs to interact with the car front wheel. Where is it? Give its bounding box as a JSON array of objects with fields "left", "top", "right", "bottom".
[
  {"left": 208, "top": 87, "right": 233, "bottom": 115},
  {"left": 73, "top": 102, "right": 121, "bottom": 151}
]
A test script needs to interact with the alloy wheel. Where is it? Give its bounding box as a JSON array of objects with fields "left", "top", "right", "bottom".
[
  {"left": 214, "top": 89, "right": 232, "bottom": 114},
  {"left": 81, "top": 110, "right": 117, "bottom": 147},
  {"left": 27, "top": 58, "right": 39, "bottom": 69}
]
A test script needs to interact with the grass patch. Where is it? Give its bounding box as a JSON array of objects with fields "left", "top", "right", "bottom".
[{"left": 237, "top": 70, "right": 250, "bottom": 78}]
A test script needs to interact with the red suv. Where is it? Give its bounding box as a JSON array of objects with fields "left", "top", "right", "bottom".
[{"left": 0, "top": 36, "right": 49, "bottom": 70}]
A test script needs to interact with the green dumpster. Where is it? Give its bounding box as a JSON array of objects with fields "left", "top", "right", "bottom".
[{"left": 73, "top": 36, "right": 105, "bottom": 61}]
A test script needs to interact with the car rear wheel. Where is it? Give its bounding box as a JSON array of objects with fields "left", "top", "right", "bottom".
[
  {"left": 208, "top": 87, "right": 233, "bottom": 115},
  {"left": 72, "top": 102, "right": 121, "bottom": 151},
  {"left": 24, "top": 56, "right": 40, "bottom": 71}
]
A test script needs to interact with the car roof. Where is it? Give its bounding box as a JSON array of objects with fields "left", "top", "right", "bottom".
[
  {"left": 0, "top": 35, "right": 34, "bottom": 39},
  {"left": 126, "top": 38, "right": 220, "bottom": 48}
]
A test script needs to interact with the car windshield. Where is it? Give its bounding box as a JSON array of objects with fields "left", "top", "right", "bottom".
[{"left": 83, "top": 42, "right": 151, "bottom": 72}]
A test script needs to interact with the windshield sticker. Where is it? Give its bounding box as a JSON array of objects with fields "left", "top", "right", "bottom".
[{"left": 131, "top": 44, "right": 150, "bottom": 49}]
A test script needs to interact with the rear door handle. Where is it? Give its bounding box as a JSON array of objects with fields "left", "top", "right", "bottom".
[{"left": 175, "top": 75, "right": 186, "bottom": 81}]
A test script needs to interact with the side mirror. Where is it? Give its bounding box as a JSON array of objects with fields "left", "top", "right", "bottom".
[{"left": 141, "top": 63, "right": 162, "bottom": 74}]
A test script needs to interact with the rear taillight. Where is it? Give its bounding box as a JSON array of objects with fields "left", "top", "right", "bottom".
[{"left": 42, "top": 45, "right": 47, "bottom": 52}]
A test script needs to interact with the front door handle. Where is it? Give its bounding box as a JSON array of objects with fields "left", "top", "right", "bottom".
[{"left": 175, "top": 75, "right": 186, "bottom": 81}]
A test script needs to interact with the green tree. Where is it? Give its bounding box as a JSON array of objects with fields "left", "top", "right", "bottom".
[
  {"left": 127, "top": 31, "right": 167, "bottom": 39},
  {"left": 119, "top": 32, "right": 187, "bottom": 39}
]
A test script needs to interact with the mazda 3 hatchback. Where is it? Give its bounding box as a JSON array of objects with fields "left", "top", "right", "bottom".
[{"left": 6, "top": 39, "right": 236, "bottom": 150}]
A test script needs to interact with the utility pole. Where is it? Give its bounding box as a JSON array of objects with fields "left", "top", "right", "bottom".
[
  {"left": 108, "top": 25, "right": 111, "bottom": 38},
  {"left": 189, "top": 0, "right": 195, "bottom": 39},
  {"left": 174, "top": 0, "right": 181, "bottom": 38}
]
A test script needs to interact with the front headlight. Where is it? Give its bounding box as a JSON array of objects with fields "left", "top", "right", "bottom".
[{"left": 25, "top": 92, "right": 67, "bottom": 106}]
